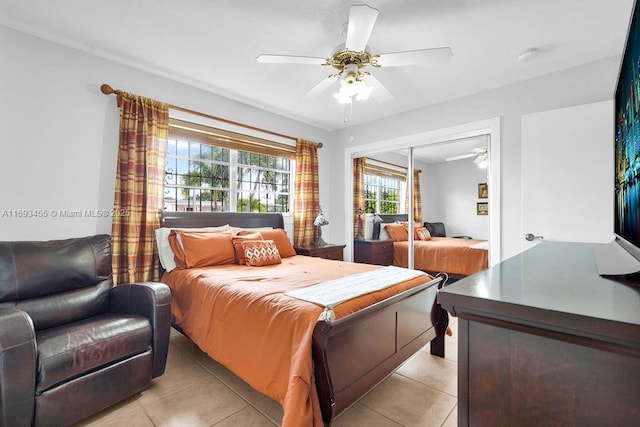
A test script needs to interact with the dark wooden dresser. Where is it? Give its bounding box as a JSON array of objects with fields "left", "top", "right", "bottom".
[
  {"left": 438, "top": 242, "right": 640, "bottom": 426},
  {"left": 294, "top": 243, "right": 345, "bottom": 261},
  {"left": 353, "top": 239, "right": 394, "bottom": 265}
]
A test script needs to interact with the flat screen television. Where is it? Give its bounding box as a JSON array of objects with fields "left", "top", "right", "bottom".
[{"left": 615, "top": 0, "right": 640, "bottom": 263}]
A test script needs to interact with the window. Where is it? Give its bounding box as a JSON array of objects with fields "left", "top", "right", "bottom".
[
  {"left": 363, "top": 161, "right": 407, "bottom": 214},
  {"left": 364, "top": 174, "right": 402, "bottom": 214},
  {"left": 237, "top": 152, "right": 291, "bottom": 212},
  {"left": 164, "top": 120, "right": 294, "bottom": 213}
]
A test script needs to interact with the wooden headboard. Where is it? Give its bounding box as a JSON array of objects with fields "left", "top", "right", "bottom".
[
  {"left": 161, "top": 212, "right": 285, "bottom": 230},
  {"left": 372, "top": 214, "right": 409, "bottom": 240}
]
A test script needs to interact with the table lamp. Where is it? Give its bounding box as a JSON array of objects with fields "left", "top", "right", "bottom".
[{"left": 314, "top": 207, "right": 329, "bottom": 246}]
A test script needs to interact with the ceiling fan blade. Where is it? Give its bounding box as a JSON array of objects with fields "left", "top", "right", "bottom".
[
  {"left": 300, "top": 75, "right": 339, "bottom": 102},
  {"left": 377, "top": 47, "right": 453, "bottom": 67},
  {"left": 345, "top": 5, "right": 379, "bottom": 52},
  {"left": 256, "top": 54, "right": 327, "bottom": 65},
  {"left": 363, "top": 74, "right": 393, "bottom": 104},
  {"left": 445, "top": 153, "right": 475, "bottom": 162}
]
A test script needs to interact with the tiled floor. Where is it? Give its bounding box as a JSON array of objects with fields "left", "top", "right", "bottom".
[{"left": 78, "top": 318, "right": 458, "bottom": 427}]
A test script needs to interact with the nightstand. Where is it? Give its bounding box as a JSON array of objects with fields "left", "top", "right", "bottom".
[
  {"left": 354, "top": 239, "right": 394, "bottom": 265},
  {"left": 295, "top": 243, "right": 346, "bottom": 261}
]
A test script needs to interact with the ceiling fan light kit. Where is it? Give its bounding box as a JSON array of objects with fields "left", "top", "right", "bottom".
[{"left": 256, "top": 4, "right": 453, "bottom": 106}]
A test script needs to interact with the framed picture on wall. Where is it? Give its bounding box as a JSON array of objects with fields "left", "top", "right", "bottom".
[
  {"left": 477, "top": 202, "right": 488, "bottom": 215},
  {"left": 478, "top": 183, "right": 488, "bottom": 199}
]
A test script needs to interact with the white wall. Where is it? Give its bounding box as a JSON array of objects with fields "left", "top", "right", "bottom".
[
  {"left": 329, "top": 57, "right": 619, "bottom": 260},
  {"left": 0, "top": 26, "right": 330, "bottom": 241},
  {"left": 424, "top": 158, "right": 489, "bottom": 240},
  {"left": 0, "top": 25, "right": 619, "bottom": 255}
]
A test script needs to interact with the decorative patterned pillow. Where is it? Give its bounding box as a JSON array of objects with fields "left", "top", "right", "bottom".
[
  {"left": 232, "top": 232, "right": 263, "bottom": 264},
  {"left": 402, "top": 223, "right": 431, "bottom": 241},
  {"left": 415, "top": 226, "right": 432, "bottom": 241},
  {"left": 243, "top": 240, "right": 282, "bottom": 266}
]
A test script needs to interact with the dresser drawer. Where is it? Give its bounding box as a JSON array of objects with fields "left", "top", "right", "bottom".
[
  {"left": 371, "top": 241, "right": 394, "bottom": 255},
  {"left": 354, "top": 240, "right": 394, "bottom": 266}
]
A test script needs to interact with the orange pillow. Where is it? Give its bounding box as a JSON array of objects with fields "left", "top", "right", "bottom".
[
  {"left": 232, "top": 232, "right": 263, "bottom": 264},
  {"left": 168, "top": 231, "right": 187, "bottom": 269},
  {"left": 384, "top": 223, "right": 408, "bottom": 242},
  {"left": 239, "top": 229, "right": 297, "bottom": 258},
  {"left": 168, "top": 228, "right": 234, "bottom": 269},
  {"left": 243, "top": 240, "right": 282, "bottom": 266},
  {"left": 172, "top": 230, "right": 235, "bottom": 268}
]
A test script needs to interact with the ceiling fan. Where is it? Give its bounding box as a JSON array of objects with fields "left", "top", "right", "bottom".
[
  {"left": 446, "top": 148, "right": 488, "bottom": 168},
  {"left": 256, "top": 4, "right": 453, "bottom": 104}
]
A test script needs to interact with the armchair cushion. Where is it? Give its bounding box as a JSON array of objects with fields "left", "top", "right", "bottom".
[{"left": 36, "top": 314, "right": 152, "bottom": 393}]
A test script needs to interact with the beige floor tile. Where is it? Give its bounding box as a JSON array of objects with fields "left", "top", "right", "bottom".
[
  {"left": 213, "top": 406, "right": 278, "bottom": 426},
  {"left": 333, "top": 403, "right": 402, "bottom": 427},
  {"left": 396, "top": 350, "right": 458, "bottom": 396},
  {"left": 252, "top": 396, "right": 284, "bottom": 425},
  {"left": 137, "top": 345, "right": 213, "bottom": 405},
  {"left": 143, "top": 377, "right": 248, "bottom": 426},
  {"left": 75, "top": 396, "right": 151, "bottom": 427},
  {"left": 212, "top": 364, "right": 268, "bottom": 404},
  {"left": 171, "top": 330, "right": 269, "bottom": 404},
  {"left": 442, "top": 405, "right": 458, "bottom": 427},
  {"left": 360, "top": 374, "right": 457, "bottom": 427}
]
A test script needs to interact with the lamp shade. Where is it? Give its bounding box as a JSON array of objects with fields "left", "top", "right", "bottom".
[{"left": 314, "top": 212, "right": 329, "bottom": 226}]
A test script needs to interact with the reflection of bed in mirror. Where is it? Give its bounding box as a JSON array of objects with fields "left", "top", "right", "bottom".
[
  {"left": 159, "top": 212, "right": 449, "bottom": 426},
  {"left": 372, "top": 214, "right": 489, "bottom": 279}
]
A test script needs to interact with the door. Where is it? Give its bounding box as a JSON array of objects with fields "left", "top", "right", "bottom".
[{"left": 521, "top": 100, "right": 613, "bottom": 251}]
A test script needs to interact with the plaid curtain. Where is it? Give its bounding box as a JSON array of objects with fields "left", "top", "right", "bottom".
[
  {"left": 293, "top": 139, "right": 321, "bottom": 246},
  {"left": 353, "top": 157, "right": 366, "bottom": 239},
  {"left": 111, "top": 91, "right": 168, "bottom": 285},
  {"left": 405, "top": 169, "right": 422, "bottom": 224}
]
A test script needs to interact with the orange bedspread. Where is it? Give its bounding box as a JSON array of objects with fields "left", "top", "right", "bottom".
[
  {"left": 162, "top": 255, "right": 432, "bottom": 427},
  {"left": 393, "top": 237, "right": 488, "bottom": 276}
]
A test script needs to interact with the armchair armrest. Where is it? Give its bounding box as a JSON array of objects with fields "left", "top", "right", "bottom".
[
  {"left": 109, "top": 283, "right": 171, "bottom": 378},
  {"left": 0, "top": 308, "right": 37, "bottom": 427}
]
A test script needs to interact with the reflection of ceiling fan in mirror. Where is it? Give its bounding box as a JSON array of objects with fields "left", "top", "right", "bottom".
[
  {"left": 256, "top": 4, "right": 453, "bottom": 104},
  {"left": 446, "top": 148, "right": 488, "bottom": 169}
]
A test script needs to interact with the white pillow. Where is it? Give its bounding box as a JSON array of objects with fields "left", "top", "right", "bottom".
[
  {"left": 379, "top": 225, "right": 391, "bottom": 241},
  {"left": 155, "top": 224, "right": 231, "bottom": 272}
]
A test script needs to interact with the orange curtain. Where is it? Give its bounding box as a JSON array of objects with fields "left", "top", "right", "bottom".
[
  {"left": 353, "top": 157, "right": 366, "bottom": 239},
  {"left": 293, "top": 139, "right": 322, "bottom": 246},
  {"left": 111, "top": 91, "right": 168, "bottom": 285},
  {"left": 406, "top": 169, "right": 422, "bottom": 224}
]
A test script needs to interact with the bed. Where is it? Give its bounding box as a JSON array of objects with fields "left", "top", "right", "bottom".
[
  {"left": 159, "top": 212, "right": 448, "bottom": 426},
  {"left": 373, "top": 214, "right": 488, "bottom": 278}
]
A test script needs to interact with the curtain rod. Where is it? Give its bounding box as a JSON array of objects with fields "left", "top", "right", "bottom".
[
  {"left": 368, "top": 157, "right": 422, "bottom": 174},
  {"left": 100, "top": 84, "right": 321, "bottom": 147}
]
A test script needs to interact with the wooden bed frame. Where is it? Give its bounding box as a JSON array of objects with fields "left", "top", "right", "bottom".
[{"left": 161, "top": 212, "right": 448, "bottom": 425}]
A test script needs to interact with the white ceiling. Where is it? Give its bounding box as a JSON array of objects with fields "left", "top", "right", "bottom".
[{"left": 0, "top": 0, "right": 634, "bottom": 133}]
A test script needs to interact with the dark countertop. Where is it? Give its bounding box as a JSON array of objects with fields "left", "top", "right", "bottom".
[{"left": 438, "top": 241, "right": 640, "bottom": 349}]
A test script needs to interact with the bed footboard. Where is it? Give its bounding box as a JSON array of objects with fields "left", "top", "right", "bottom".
[{"left": 311, "top": 278, "right": 444, "bottom": 425}]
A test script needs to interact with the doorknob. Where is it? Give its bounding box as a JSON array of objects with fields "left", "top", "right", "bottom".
[{"left": 525, "top": 233, "right": 543, "bottom": 241}]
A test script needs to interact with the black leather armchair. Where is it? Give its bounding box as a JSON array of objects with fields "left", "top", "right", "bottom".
[{"left": 0, "top": 234, "right": 171, "bottom": 426}]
